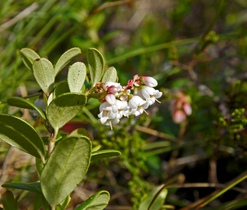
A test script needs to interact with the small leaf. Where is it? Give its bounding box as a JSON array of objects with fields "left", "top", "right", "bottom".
[
  {"left": 139, "top": 185, "right": 168, "bottom": 210},
  {"left": 7, "top": 97, "right": 45, "bottom": 119},
  {"left": 101, "top": 67, "right": 118, "bottom": 83},
  {"left": 54, "top": 81, "right": 70, "bottom": 97},
  {"left": 68, "top": 62, "right": 86, "bottom": 93},
  {"left": 0, "top": 114, "right": 45, "bottom": 162},
  {"left": 75, "top": 190, "right": 110, "bottom": 210},
  {"left": 41, "top": 136, "right": 91, "bottom": 207},
  {"left": 2, "top": 190, "right": 18, "bottom": 210},
  {"left": 54, "top": 47, "right": 81, "bottom": 76},
  {"left": 56, "top": 196, "right": 71, "bottom": 210},
  {"left": 2, "top": 182, "right": 41, "bottom": 193},
  {"left": 47, "top": 93, "right": 87, "bottom": 130},
  {"left": 20, "top": 48, "right": 40, "bottom": 70},
  {"left": 92, "top": 149, "right": 121, "bottom": 161},
  {"left": 87, "top": 48, "right": 105, "bottom": 86},
  {"left": 33, "top": 58, "right": 55, "bottom": 94}
]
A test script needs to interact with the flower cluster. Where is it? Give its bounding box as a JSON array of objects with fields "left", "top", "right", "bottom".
[
  {"left": 97, "top": 75, "right": 162, "bottom": 129},
  {"left": 171, "top": 92, "right": 192, "bottom": 124}
]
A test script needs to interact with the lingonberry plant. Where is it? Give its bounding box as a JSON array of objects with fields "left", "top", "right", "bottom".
[{"left": 0, "top": 47, "right": 163, "bottom": 209}]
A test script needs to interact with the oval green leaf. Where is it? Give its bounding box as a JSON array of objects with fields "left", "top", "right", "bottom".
[
  {"left": 54, "top": 47, "right": 81, "bottom": 76},
  {"left": 54, "top": 81, "right": 70, "bottom": 97},
  {"left": 2, "top": 190, "right": 18, "bottom": 210},
  {"left": 87, "top": 48, "right": 105, "bottom": 87},
  {"left": 91, "top": 149, "right": 121, "bottom": 161},
  {"left": 2, "top": 182, "right": 41, "bottom": 193},
  {"left": 101, "top": 67, "right": 118, "bottom": 83},
  {"left": 7, "top": 97, "right": 45, "bottom": 119},
  {"left": 139, "top": 185, "right": 168, "bottom": 210},
  {"left": 40, "top": 136, "right": 91, "bottom": 207},
  {"left": 20, "top": 48, "right": 40, "bottom": 71},
  {"left": 0, "top": 114, "right": 45, "bottom": 162},
  {"left": 47, "top": 93, "right": 87, "bottom": 130},
  {"left": 68, "top": 62, "right": 86, "bottom": 93},
  {"left": 75, "top": 190, "right": 110, "bottom": 210},
  {"left": 33, "top": 58, "right": 55, "bottom": 94}
]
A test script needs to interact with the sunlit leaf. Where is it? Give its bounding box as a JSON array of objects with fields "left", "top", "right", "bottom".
[
  {"left": 75, "top": 190, "right": 110, "bottom": 210},
  {"left": 68, "top": 62, "right": 86, "bottom": 93},
  {"left": 92, "top": 149, "right": 121, "bottom": 161},
  {"left": 2, "top": 190, "right": 18, "bottom": 210},
  {"left": 2, "top": 182, "right": 41, "bottom": 193},
  {"left": 33, "top": 58, "right": 55, "bottom": 94},
  {"left": 101, "top": 66, "right": 118, "bottom": 83},
  {"left": 0, "top": 114, "right": 45, "bottom": 162},
  {"left": 87, "top": 48, "right": 105, "bottom": 86},
  {"left": 139, "top": 185, "right": 167, "bottom": 210},
  {"left": 54, "top": 47, "right": 81, "bottom": 75},
  {"left": 41, "top": 136, "right": 91, "bottom": 207},
  {"left": 47, "top": 93, "right": 87, "bottom": 130},
  {"left": 7, "top": 97, "right": 45, "bottom": 119},
  {"left": 20, "top": 48, "right": 40, "bottom": 70}
]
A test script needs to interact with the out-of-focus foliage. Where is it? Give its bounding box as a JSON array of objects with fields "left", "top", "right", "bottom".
[{"left": 1, "top": 0, "right": 247, "bottom": 209}]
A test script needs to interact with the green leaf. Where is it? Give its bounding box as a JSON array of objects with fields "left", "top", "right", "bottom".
[
  {"left": 33, "top": 58, "right": 55, "bottom": 94},
  {"left": 41, "top": 136, "right": 91, "bottom": 207},
  {"left": 7, "top": 97, "right": 45, "bottom": 119},
  {"left": 68, "top": 62, "right": 86, "bottom": 93},
  {"left": 56, "top": 196, "right": 71, "bottom": 210},
  {"left": 75, "top": 190, "right": 110, "bottom": 210},
  {"left": 2, "top": 190, "right": 18, "bottom": 210},
  {"left": 92, "top": 149, "right": 121, "bottom": 161},
  {"left": 54, "top": 47, "right": 81, "bottom": 76},
  {"left": 47, "top": 93, "right": 87, "bottom": 130},
  {"left": 101, "top": 67, "right": 118, "bottom": 83},
  {"left": 69, "top": 128, "right": 91, "bottom": 139},
  {"left": 2, "top": 182, "right": 41, "bottom": 193},
  {"left": 20, "top": 48, "right": 40, "bottom": 71},
  {"left": 87, "top": 48, "right": 105, "bottom": 87},
  {"left": 54, "top": 81, "right": 70, "bottom": 97},
  {"left": 139, "top": 185, "right": 167, "bottom": 210},
  {"left": 0, "top": 114, "right": 45, "bottom": 162}
]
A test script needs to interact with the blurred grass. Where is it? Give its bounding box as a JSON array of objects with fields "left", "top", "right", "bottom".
[{"left": 1, "top": 0, "right": 247, "bottom": 209}]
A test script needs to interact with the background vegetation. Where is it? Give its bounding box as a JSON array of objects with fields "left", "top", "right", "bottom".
[{"left": 1, "top": 0, "right": 247, "bottom": 209}]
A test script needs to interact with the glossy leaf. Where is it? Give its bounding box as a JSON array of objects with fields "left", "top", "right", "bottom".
[
  {"left": 68, "top": 62, "right": 86, "bottom": 93},
  {"left": 87, "top": 48, "right": 105, "bottom": 86},
  {"left": 92, "top": 149, "right": 121, "bottom": 161},
  {"left": 33, "top": 58, "right": 55, "bottom": 94},
  {"left": 54, "top": 47, "right": 81, "bottom": 76},
  {"left": 47, "top": 93, "right": 87, "bottom": 130},
  {"left": 139, "top": 185, "right": 167, "bottom": 210},
  {"left": 101, "top": 66, "right": 118, "bottom": 83},
  {"left": 0, "top": 114, "right": 45, "bottom": 162},
  {"left": 20, "top": 48, "right": 40, "bottom": 70},
  {"left": 41, "top": 136, "right": 91, "bottom": 207},
  {"left": 2, "top": 182, "right": 41, "bottom": 193},
  {"left": 75, "top": 190, "right": 110, "bottom": 210},
  {"left": 2, "top": 190, "right": 18, "bottom": 210},
  {"left": 7, "top": 97, "right": 45, "bottom": 119}
]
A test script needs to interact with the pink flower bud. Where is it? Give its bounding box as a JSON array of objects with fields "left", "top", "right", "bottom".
[
  {"left": 183, "top": 103, "right": 192, "bottom": 116},
  {"left": 173, "top": 110, "right": 186, "bottom": 124}
]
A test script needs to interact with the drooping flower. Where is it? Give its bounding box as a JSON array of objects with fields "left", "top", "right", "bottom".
[
  {"left": 96, "top": 74, "right": 163, "bottom": 128},
  {"left": 140, "top": 76, "right": 158, "bottom": 87},
  {"left": 171, "top": 92, "right": 192, "bottom": 124},
  {"left": 136, "top": 86, "right": 162, "bottom": 105},
  {"left": 128, "top": 95, "right": 149, "bottom": 116}
]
